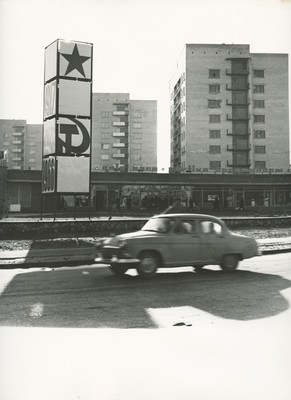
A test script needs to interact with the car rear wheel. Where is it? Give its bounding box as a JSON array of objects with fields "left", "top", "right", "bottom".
[
  {"left": 220, "top": 254, "right": 239, "bottom": 272},
  {"left": 137, "top": 252, "right": 159, "bottom": 278},
  {"left": 109, "top": 264, "right": 128, "bottom": 275}
]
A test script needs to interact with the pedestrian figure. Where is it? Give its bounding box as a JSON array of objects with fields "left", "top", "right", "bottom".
[
  {"left": 223, "top": 197, "right": 227, "bottom": 210},
  {"left": 213, "top": 196, "right": 220, "bottom": 211},
  {"left": 189, "top": 197, "right": 193, "bottom": 210},
  {"left": 239, "top": 196, "right": 244, "bottom": 211}
]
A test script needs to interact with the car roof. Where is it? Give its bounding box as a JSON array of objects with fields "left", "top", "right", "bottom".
[{"left": 152, "top": 213, "right": 223, "bottom": 222}]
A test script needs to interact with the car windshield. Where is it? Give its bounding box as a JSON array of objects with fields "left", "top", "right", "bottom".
[{"left": 141, "top": 217, "right": 173, "bottom": 233}]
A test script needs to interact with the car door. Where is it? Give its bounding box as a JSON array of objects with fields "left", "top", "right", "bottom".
[
  {"left": 167, "top": 218, "right": 204, "bottom": 266},
  {"left": 198, "top": 219, "right": 225, "bottom": 262}
]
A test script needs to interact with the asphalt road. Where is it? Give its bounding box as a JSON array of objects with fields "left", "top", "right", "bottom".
[{"left": 0, "top": 253, "right": 291, "bottom": 400}]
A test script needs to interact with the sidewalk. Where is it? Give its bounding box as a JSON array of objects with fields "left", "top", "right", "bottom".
[{"left": 0, "top": 237, "right": 290, "bottom": 268}]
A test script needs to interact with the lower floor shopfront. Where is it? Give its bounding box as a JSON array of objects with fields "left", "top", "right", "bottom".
[{"left": 2, "top": 169, "right": 291, "bottom": 217}]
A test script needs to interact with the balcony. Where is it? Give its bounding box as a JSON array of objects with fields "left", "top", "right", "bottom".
[
  {"left": 226, "top": 68, "right": 250, "bottom": 75},
  {"left": 226, "top": 114, "right": 250, "bottom": 121},
  {"left": 227, "top": 130, "right": 250, "bottom": 136},
  {"left": 226, "top": 99, "right": 250, "bottom": 106},
  {"left": 112, "top": 153, "right": 125, "bottom": 158},
  {"left": 112, "top": 143, "right": 126, "bottom": 148},
  {"left": 113, "top": 132, "right": 125, "bottom": 137},
  {"left": 113, "top": 121, "right": 126, "bottom": 127},
  {"left": 112, "top": 111, "right": 128, "bottom": 116},
  {"left": 227, "top": 161, "right": 251, "bottom": 168},
  {"left": 226, "top": 84, "right": 249, "bottom": 91},
  {"left": 227, "top": 145, "right": 251, "bottom": 152}
]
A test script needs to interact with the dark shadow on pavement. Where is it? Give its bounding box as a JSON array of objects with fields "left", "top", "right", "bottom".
[{"left": 0, "top": 266, "right": 290, "bottom": 328}]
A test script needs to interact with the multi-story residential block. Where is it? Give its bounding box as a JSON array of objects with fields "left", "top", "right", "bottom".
[
  {"left": 170, "top": 43, "right": 290, "bottom": 173},
  {"left": 92, "top": 93, "right": 157, "bottom": 172},
  {"left": 0, "top": 119, "right": 42, "bottom": 170}
]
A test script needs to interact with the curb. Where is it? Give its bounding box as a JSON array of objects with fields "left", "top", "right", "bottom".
[{"left": 0, "top": 247, "right": 290, "bottom": 269}]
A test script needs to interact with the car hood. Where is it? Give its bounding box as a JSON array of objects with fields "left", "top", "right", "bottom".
[
  {"left": 118, "top": 230, "right": 159, "bottom": 240},
  {"left": 230, "top": 232, "right": 256, "bottom": 242}
]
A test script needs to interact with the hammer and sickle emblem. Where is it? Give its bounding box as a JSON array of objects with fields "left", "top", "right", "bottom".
[{"left": 57, "top": 117, "right": 90, "bottom": 155}]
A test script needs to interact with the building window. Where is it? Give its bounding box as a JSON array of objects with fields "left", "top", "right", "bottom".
[
  {"left": 209, "top": 161, "right": 221, "bottom": 170},
  {"left": 133, "top": 122, "right": 142, "bottom": 129},
  {"left": 254, "top": 115, "right": 265, "bottom": 123},
  {"left": 13, "top": 126, "right": 24, "bottom": 133},
  {"left": 132, "top": 144, "right": 142, "bottom": 150},
  {"left": 209, "top": 69, "right": 220, "bottom": 78},
  {"left": 102, "top": 133, "right": 110, "bottom": 139},
  {"left": 254, "top": 145, "right": 266, "bottom": 154},
  {"left": 255, "top": 160, "right": 266, "bottom": 169},
  {"left": 133, "top": 111, "right": 142, "bottom": 118},
  {"left": 253, "top": 85, "right": 264, "bottom": 93},
  {"left": 254, "top": 130, "right": 265, "bottom": 138},
  {"left": 132, "top": 133, "right": 142, "bottom": 140},
  {"left": 253, "top": 70, "right": 264, "bottom": 78},
  {"left": 101, "top": 143, "right": 110, "bottom": 150},
  {"left": 208, "top": 100, "right": 221, "bottom": 108},
  {"left": 134, "top": 155, "right": 142, "bottom": 160},
  {"left": 102, "top": 111, "right": 110, "bottom": 118},
  {"left": 209, "top": 115, "right": 221, "bottom": 123},
  {"left": 101, "top": 154, "right": 109, "bottom": 160},
  {"left": 253, "top": 100, "right": 265, "bottom": 108},
  {"left": 209, "top": 145, "right": 221, "bottom": 154},
  {"left": 209, "top": 84, "right": 220, "bottom": 94},
  {"left": 4, "top": 133, "right": 9, "bottom": 138},
  {"left": 209, "top": 130, "right": 221, "bottom": 139},
  {"left": 29, "top": 150, "right": 36, "bottom": 154},
  {"left": 101, "top": 122, "right": 109, "bottom": 129}
]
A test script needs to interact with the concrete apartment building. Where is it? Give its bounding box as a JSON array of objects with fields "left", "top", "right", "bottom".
[
  {"left": 170, "top": 43, "right": 290, "bottom": 173},
  {"left": 92, "top": 93, "right": 157, "bottom": 172},
  {"left": 1, "top": 93, "right": 157, "bottom": 173},
  {"left": 0, "top": 119, "right": 42, "bottom": 170}
]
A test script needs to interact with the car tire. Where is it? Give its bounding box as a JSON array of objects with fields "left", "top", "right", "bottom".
[
  {"left": 137, "top": 251, "right": 159, "bottom": 278},
  {"left": 220, "top": 254, "right": 239, "bottom": 272},
  {"left": 109, "top": 264, "right": 128, "bottom": 275}
]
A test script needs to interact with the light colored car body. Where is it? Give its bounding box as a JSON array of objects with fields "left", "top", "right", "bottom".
[{"left": 96, "top": 214, "right": 259, "bottom": 277}]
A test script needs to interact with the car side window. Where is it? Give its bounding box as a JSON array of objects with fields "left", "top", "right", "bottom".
[
  {"left": 175, "top": 219, "right": 196, "bottom": 234},
  {"left": 200, "top": 221, "right": 222, "bottom": 236}
]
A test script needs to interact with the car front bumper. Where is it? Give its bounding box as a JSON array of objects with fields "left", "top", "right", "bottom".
[{"left": 95, "top": 249, "right": 140, "bottom": 265}]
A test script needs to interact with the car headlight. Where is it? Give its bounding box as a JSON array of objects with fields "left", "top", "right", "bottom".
[
  {"left": 96, "top": 240, "right": 103, "bottom": 249},
  {"left": 119, "top": 239, "right": 127, "bottom": 249}
]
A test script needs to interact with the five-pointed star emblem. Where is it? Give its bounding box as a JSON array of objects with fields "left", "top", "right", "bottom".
[{"left": 61, "top": 44, "right": 90, "bottom": 77}]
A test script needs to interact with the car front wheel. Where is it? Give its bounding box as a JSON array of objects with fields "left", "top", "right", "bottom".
[
  {"left": 220, "top": 254, "right": 239, "bottom": 272},
  {"left": 109, "top": 264, "right": 128, "bottom": 275},
  {"left": 137, "top": 252, "right": 159, "bottom": 278}
]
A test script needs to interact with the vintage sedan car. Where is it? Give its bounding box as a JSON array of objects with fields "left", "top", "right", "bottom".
[{"left": 96, "top": 213, "right": 259, "bottom": 278}]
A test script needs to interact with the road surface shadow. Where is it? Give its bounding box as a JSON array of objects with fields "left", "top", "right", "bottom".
[{"left": 0, "top": 266, "right": 290, "bottom": 328}]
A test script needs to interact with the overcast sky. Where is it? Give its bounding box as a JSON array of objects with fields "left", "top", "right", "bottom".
[{"left": 0, "top": 0, "right": 290, "bottom": 169}]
